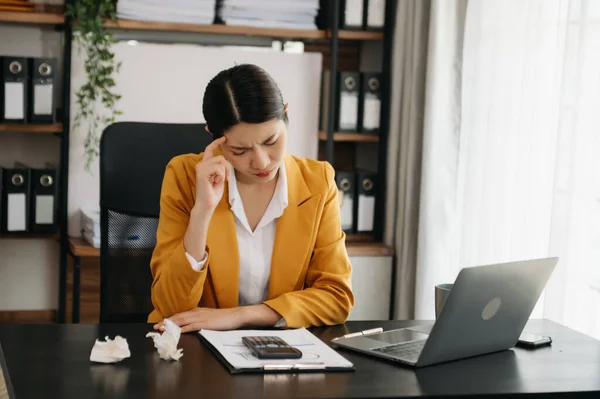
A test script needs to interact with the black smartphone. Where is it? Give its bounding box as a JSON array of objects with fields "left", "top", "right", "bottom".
[
  {"left": 517, "top": 332, "right": 552, "bottom": 348},
  {"left": 242, "top": 336, "right": 303, "bottom": 359}
]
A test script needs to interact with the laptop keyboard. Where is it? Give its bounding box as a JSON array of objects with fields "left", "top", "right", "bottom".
[{"left": 372, "top": 340, "right": 426, "bottom": 363}]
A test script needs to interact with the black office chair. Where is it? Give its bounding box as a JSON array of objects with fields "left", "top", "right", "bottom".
[{"left": 99, "top": 122, "right": 212, "bottom": 322}]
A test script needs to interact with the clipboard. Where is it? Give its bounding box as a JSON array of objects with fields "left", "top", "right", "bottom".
[{"left": 197, "top": 328, "right": 355, "bottom": 374}]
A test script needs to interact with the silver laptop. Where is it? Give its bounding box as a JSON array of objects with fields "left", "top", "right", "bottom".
[{"left": 331, "top": 257, "right": 558, "bottom": 368}]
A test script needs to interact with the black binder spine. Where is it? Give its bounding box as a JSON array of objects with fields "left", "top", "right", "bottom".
[
  {"left": 335, "top": 170, "right": 355, "bottom": 234},
  {"left": 1, "top": 166, "right": 31, "bottom": 233},
  {"left": 336, "top": 71, "right": 360, "bottom": 132},
  {"left": 1, "top": 56, "right": 29, "bottom": 123},
  {"left": 354, "top": 171, "right": 377, "bottom": 234},
  {"left": 360, "top": 72, "right": 382, "bottom": 134},
  {"left": 30, "top": 166, "right": 58, "bottom": 233},
  {"left": 28, "top": 57, "right": 57, "bottom": 124}
]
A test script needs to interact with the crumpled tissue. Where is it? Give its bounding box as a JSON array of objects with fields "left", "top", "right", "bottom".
[
  {"left": 146, "top": 318, "right": 184, "bottom": 361},
  {"left": 90, "top": 335, "right": 131, "bottom": 363}
]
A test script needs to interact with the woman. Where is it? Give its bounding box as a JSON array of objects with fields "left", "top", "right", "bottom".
[{"left": 149, "top": 64, "right": 354, "bottom": 333}]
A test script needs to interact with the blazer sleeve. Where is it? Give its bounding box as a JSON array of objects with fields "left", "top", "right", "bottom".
[
  {"left": 264, "top": 163, "right": 354, "bottom": 328},
  {"left": 150, "top": 158, "right": 209, "bottom": 318}
]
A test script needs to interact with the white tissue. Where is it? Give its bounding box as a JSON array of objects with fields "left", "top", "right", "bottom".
[
  {"left": 146, "top": 319, "right": 184, "bottom": 361},
  {"left": 90, "top": 336, "right": 131, "bottom": 363}
]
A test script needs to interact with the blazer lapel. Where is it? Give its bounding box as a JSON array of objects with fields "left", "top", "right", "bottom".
[
  {"left": 206, "top": 176, "right": 240, "bottom": 309},
  {"left": 268, "top": 155, "right": 318, "bottom": 299}
]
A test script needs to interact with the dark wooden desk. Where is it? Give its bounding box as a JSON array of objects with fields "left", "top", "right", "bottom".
[{"left": 1, "top": 320, "right": 599, "bottom": 399}]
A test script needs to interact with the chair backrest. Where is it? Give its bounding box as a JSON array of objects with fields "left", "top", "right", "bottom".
[{"left": 99, "top": 122, "right": 212, "bottom": 322}]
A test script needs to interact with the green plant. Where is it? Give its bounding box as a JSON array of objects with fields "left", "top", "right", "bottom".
[{"left": 66, "top": 0, "right": 122, "bottom": 172}]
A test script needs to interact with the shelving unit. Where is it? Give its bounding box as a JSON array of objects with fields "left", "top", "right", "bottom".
[
  {"left": 0, "top": 4, "right": 72, "bottom": 323},
  {"left": 320, "top": 0, "right": 396, "bottom": 244}
]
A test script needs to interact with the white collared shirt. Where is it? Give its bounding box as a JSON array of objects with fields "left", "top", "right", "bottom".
[{"left": 186, "top": 161, "right": 289, "bottom": 307}]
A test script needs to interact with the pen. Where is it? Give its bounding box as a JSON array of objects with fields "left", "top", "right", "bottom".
[
  {"left": 263, "top": 362, "right": 326, "bottom": 371},
  {"left": 331, "top": 327, "right": 383, "bottom": 341}
]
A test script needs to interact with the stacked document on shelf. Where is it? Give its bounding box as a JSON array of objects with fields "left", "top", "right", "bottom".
[
  {"left": 199, "top": 328, "right": 354, "bottom": 373},
  {"left": 117, "top": 0, "right": 217, "bottom": 25},
  {"left": 218, "top": 0, "right": 320, "bottom": 30},
  {"left": 80, "top": 207, "right": 100, "bottom": 248}
]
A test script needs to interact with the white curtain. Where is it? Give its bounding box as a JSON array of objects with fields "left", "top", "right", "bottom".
[
  {"left": 416, "top": 0, "right": 600, "bottom": 339},
  {"left": 385, "top": 0, "right": 430, "bottom": 319}
]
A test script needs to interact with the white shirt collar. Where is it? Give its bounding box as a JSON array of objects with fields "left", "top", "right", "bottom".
[{"left": 227, "top": 161, "right": 289, "bottom": 233}]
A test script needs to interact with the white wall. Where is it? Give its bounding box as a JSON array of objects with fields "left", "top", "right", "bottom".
[
  {"left": 347, "top": 256, "right": 393, "bottom": 320},
  {"left": 68, "top": 41, "right": 323, "bottom": 236},
  {"left": 0, "top": 20, "right": 63, "bottom": 311}
]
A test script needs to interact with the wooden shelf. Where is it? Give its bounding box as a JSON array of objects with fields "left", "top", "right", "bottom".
[
  {"left": 67, "top": 237, "right": 391, "bottom": 258},
  {"left": 104, "top": 19, "right": 383, "bottom": 41},
  {"left": 338, "top": 30, "right": 384, "bottom": 40},
  {"left": 0, "top": 11, "right": 64, "bottom": 25},
  {"left": 69, "top": 237, "right": 99, "bottom": 257},
  {"left": 0, "top": 10, "right": 383, "bottom": 40},
  {"left": 105, "top": 19, "right": 323, "bottom": 39},
  {"left": 347, "top": 242, "right": 393, "bottom": 257},
  {"left": 0, "top": 123, "right": 63, "bottom": 133},
  {"left": 346, "top": 233, "right": 376, "bottom": 242},
  {"left": 319, "top": 131, "right": 379, "bottom": 142}
]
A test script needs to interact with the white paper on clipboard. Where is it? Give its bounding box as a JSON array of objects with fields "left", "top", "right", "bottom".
[{"left": 199, "top": 328, "right": 353, "bottom": 371}]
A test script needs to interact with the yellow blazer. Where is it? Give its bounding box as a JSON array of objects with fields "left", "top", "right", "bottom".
[{"left": 148, "top": 151, "right": 354, "bottom": 328}]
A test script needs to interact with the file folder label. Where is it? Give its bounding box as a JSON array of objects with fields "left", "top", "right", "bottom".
[
  {"left": 35, "top": 195, "right": 54, "bottom": 224},
  {"left": 34, "top": 84, "right": 53, "bottom": 115},
  {"left": 339, "top": 192, "right": 354, "bottom": 232},
  {"left": 339, "top": 91, "right": 358, "bottom": 130},
  {"left": 344, "top": 0, "right": 364, "bottom": 27},
  {"left": 357, "top": 195, "right": 375, "bottom": 232},
  {"left": 4, "top": 82, "right": 25, "bottom": 120},
  {"left": 363, "top": 93, "right": 381, "bottom": 131},
  {"left": 7, "top": 193, "right": 27, "bottom": 231},
  {"left": 367, "top": 0, "right": 386, "bottom": 28}
]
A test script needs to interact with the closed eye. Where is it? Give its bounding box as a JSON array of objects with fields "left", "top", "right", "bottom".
[{"left": 230, "top": 135, "right": 278, "bottom": 155}]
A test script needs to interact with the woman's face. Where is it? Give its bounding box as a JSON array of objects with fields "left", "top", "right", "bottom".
[{"left": 220, "top": 118, "right": 287, "bottom": 184}]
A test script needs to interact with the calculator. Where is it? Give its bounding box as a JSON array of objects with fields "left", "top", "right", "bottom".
[{"left": 241, "top": 336, "right": 303, "bottom": 359}]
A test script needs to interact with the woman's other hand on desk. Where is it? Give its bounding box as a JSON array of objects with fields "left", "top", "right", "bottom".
[
  {"left": 154, "top": 307, "right": 244, "bottom": 333},
  {"left": 153, "top": 305, "right": 282, "bottom": 333}
]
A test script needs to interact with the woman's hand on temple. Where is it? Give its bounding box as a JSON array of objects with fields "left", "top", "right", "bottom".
[{"left": 193, "top": 136, "right": 230, "bottom": 216}]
